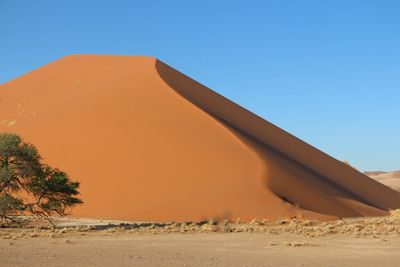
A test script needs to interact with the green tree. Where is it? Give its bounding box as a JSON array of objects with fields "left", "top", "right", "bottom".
[{"left": 0, "top": 133, "right": 82, "bottom": 223}]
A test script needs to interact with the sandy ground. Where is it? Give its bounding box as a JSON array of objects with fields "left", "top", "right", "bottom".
[
  {"left": 1, "top": 214, "right": 400, "bottom": 266},
  {"left": 1, "top": 231, "right": 400, "bottom": 267}
]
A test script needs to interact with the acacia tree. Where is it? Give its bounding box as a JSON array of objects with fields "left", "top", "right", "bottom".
[{"left": 0, "top": 133, "right": 82, "bottom": 223}]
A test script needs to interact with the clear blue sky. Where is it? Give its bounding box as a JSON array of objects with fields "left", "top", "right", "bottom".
[{"left": 1, "top": 0, "right": 399, "bottom": 171}]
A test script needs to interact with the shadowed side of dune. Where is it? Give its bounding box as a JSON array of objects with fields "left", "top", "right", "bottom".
[{"left": 155, "top": 60, "right": 400, "bottom": 218}]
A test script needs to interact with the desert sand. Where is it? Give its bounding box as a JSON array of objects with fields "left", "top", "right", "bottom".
[
  {"left": 3, "top": 233, "right": 400, "bottom": 267},
  {"left": 367, "top": 171, "right": 400, "bottom": 192},
  {"left": 1, "top": 214, "right": 400, "bottom": 267},
  {"left": 1, "top": 54, "right": 400, "bottom": 222}
]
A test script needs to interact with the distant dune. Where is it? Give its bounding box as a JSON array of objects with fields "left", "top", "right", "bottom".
[
  {"left": 367, "top": 171, "right": 400, "bottom": 192},
  {"left": 1, "top": 54, "right": 400, "bottom": 222}
]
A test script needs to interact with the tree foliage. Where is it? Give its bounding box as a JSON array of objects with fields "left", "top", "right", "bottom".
[{"left": 0, "top": 133, "right": 82, "bottom": 223}]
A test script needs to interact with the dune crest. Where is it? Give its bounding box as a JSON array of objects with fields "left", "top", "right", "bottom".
[{"left": 1, "top": 54, "right": 399, "bottom": 221}]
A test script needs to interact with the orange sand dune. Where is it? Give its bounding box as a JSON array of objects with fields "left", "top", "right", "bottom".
[{"left": 1, "top": 55, "right": 400, "bottom": 221}]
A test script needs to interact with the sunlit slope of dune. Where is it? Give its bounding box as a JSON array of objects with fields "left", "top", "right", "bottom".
[{"left": 1, "top": 54, "right": 399, "bottom": 221}]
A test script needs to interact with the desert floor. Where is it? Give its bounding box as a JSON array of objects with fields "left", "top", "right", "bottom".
[
  {"left": 1, "top": 215, "right": 400, "bottom": 267},
  {"left": 1, "top": 232, "right": 400, "bottom": 267}
]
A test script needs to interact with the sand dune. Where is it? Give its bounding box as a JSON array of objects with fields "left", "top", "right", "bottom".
[
  {"left": 1, "top": 54, "right": 400, "bottom": 221},
  {"left": 367, "top": 171, "right": 400, "bottom": 192}
]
